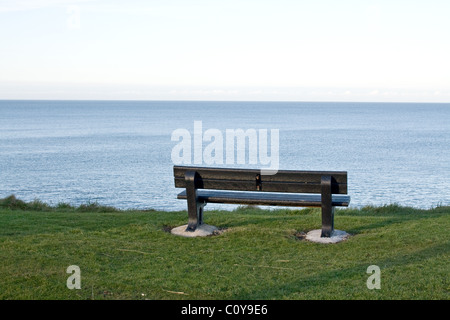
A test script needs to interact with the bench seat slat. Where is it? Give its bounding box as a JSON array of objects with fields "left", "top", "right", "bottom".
[
  {"left": 174, "top": 166, "right": 348, "bottom": 184},
  {"left": 177, "top": 190, "right": 350, "bottom": 207},
  {"left": 175, "top": 177, "right": 347, "bottom": 194}
]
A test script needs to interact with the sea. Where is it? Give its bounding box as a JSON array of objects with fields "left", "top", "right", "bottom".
[{"left": 0, "top": 100, "right": 449, "bottom": 211}]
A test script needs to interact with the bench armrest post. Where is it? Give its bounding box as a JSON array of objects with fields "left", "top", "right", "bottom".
[
  {"left": 185, "top": 171, "right": 205, "bottom": 232},
  {"left": 321, "top": 175, "right": 334, "bottom": 237}
]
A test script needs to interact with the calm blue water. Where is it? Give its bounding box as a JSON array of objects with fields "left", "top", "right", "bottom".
[{"left": 0, "top": 100, "right": 449, "bottom": 210}]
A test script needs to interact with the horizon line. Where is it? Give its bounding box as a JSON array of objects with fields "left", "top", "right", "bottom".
[{"left": 0, "top": 98, "right": 449, "bottom": 104}]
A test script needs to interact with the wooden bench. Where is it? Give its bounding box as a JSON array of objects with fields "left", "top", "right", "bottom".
[{"left": 174, "top": 165, "right": 350, "bottom": 237}]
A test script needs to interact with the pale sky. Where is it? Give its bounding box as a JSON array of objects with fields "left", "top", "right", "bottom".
[{"left": 0, "top": 0, "right": 449, "bottom": 101}]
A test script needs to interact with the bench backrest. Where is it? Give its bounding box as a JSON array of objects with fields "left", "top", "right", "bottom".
[{"left": 174, "top": 166, "right": 348, "bottom": 194}]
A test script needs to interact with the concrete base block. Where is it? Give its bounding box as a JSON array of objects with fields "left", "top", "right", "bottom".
[
  {"left": 305, "top": 229, "right": 349, "bottom": 244},
  {"left": 171, "top": 224, "right": 219, "bottom": 238}
]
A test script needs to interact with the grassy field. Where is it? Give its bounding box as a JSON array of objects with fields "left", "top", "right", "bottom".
[{"left": 0, "top": 195, "right": 448, "bottom": 300}]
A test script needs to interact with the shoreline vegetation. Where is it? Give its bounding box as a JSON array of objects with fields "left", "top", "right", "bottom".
[
  {"left": 1, "top": 194, "right": 447, "bottom": 213},
  {"left": 0, "top": 195, "right": 448, "bottom": 300}
]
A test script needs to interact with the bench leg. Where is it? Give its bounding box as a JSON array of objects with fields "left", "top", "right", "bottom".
[
  {"left": 186, "top": 201, "right": 205, "bottom": 231},
  {"left": 321, "top": 206, "right": 335, "bottom": 237},
  {"left": 185, "top": 171, "right": 205, "bottom": 232},
  {"left": 321, "top": 175, "right": 334, "bottom": 237}
]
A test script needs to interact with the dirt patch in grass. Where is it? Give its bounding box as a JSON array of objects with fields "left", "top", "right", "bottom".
[
  {"left": 293, "top": 231, "right": 307, "bottom": 241},
  {"left": 162, "top": 225, "right": 176, "bottom": 233}
]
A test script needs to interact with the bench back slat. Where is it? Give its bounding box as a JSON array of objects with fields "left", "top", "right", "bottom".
[{"left": 174, "top": 166, "right": 348, "bottom": 194}]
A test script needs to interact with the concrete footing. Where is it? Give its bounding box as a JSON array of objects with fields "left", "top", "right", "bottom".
[
  {"left": 171, "top": 224, "right": 219, "bottom": 238},
  {"left": 305, "top": 229, "right": 349, "bottom": 243}
]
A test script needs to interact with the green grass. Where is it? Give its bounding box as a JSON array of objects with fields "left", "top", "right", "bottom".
[{"left": 0, "top": 195, "right": 448, "bottom": 300}]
